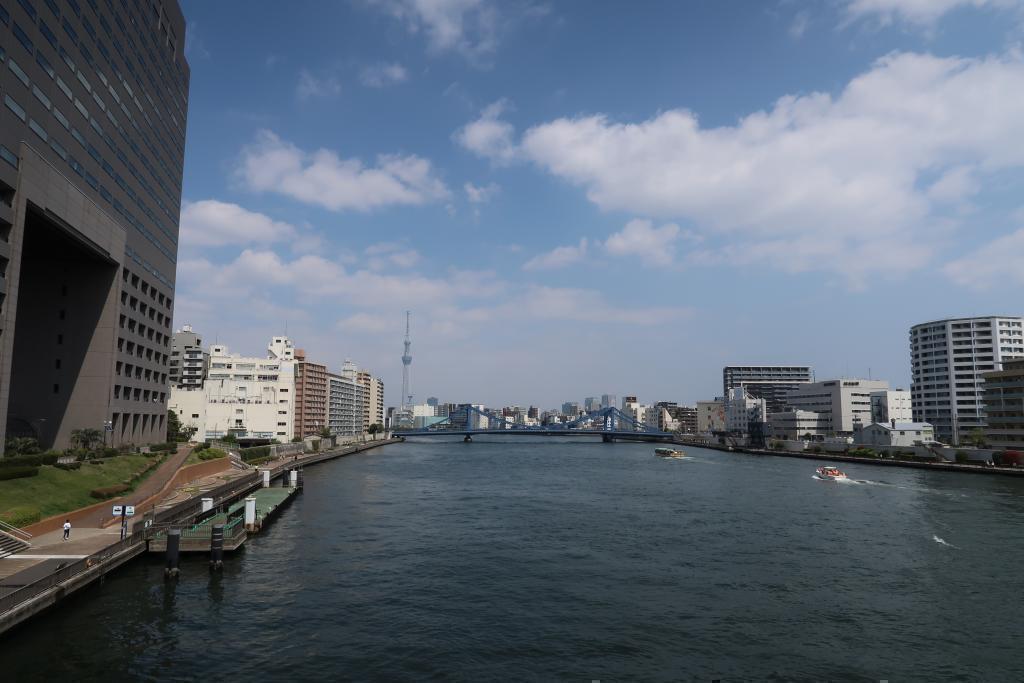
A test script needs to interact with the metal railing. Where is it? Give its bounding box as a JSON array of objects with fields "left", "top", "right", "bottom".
[
  {"left": 0, "top": 519, "right": 32, "bottom": 541},
  {"left": 0, "top": 528, "right": 146, "bottom": 614}
]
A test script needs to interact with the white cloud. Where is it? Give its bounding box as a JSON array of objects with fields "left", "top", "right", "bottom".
[
  {"left": 296, "top": 69, "right": 342, "bottom": 99},
  {"left": 943, "top": 227, "right": 1024, "bottom": 289},
  {"left": 359, "top": 62, "right": 409, "bottom": 87},
  {"left": 844, "top": 0, "right": 1017, "bottom": 26},
  {"left": 464, "top": 181, "right": 500, "bottom": 203},
  {"left": 523, "top": 238, "right": 588, "bottom": 270},
  {"left": 454, "top": 100, "right": 517, "bottom": 164},
  {"left": 604, "top": 219, "right": 680, "bottom": 266},
  {"left": 460, "top": 52, "right": 1024, "bottom": 284},
  {"left": 179, "top": 200, "right": 297, "bottom": 247},
  {"left": 368, "top": 0, "right": 499, "bottom": 63},
  {"left": 365, "top": 242, "right": 421, "bottom": 269},
  {"left": 927, "top": 165, "right": 980, "bottom": 203},
  {"left": 237, "top": 130, "right": 450, "bottom": 211}
]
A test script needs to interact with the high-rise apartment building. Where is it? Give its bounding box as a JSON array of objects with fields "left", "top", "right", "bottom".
[
  {"left": 169, "top": 324, "right": 205, "bottom": 389},
  {"left": 601, "top": 394, "right": 616, "bottom": 409},
  {"left": 327, "top": 360, "right": 367, "bottom": 437},
  {"left": 910, "top": 316, "right": 1024, "bottom": 444},
  {"left": 722, "top": 366, "right": 813, "bottom": 414},
  {"left": 294, "top": 348, "right": 328, "bottom": 438},
  {"left": 0, "top": 0, "right": 190, "bottom": 452}
]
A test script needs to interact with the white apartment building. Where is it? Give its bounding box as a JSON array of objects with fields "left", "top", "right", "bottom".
[
  {"left": 328, "top": 360, "right": 368, "bottom": 437},
  {"left": 697, "top": 399, "right": 726, "bottom": 433},
  {"left": 870, "top": 389, "right": 912, "bottom": 425},
  {"left": 725, "top": 388, "right": 767, "bottom": 433},
  {"left": 169, "top": 336, "right": 297, "bottom": 442},
  {"left": 783, "top": 379, "right": 889, "bottom": 435},
  {"left": 910, "top": 316, "right": 1024, "bottom": 444}
]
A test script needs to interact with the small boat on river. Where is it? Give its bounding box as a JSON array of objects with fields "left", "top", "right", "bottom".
[
  {"left": 654, "top": 447, "right": 686, "bottom": 458},
  {"left": 816, "top": 465, "right": 848, "bottom": 481}
]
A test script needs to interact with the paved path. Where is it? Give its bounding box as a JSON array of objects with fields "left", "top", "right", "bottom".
[{"left": 0, "top": 527, "right": 122, "bottom": 586}]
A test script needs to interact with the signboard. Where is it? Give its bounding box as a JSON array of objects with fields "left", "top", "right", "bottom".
[
  {"left": 112, "top": 505, "right": 135, "bottom": 516},
  {"left": 112, "top": 505, "right": 123, "bottom": 516}
]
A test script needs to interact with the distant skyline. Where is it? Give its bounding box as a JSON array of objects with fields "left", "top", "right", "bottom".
[{"left": 175, "top": 0, "right": 1024, "bottom": 407}]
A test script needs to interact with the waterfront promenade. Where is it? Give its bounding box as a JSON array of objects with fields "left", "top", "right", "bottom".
[{"left": 0, "top": 437, "right": 401, "bottom": 636}]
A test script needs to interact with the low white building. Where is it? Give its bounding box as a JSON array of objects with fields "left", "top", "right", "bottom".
[
  {"left": 169, "top": 336, "right": 297, "bottom": 442},
  {"left": 784, "top": 379, "right": 890, "bottom": 436},
  {"left": 855, "top": 422, "right": 936, "bottom": 448},
  {"left": 768, "top": 410, "right": 830, "bottom": 440},
  {"left": 870, "top": 389, "right": 912, "bottom": 424}
]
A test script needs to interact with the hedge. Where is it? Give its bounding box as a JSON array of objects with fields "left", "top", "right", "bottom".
[
  {"left": 0, "top": 505, "right": 41, "bottom": 527},
  {"left": 148, "top": 442, "right": 179, "bottom": 453},
  {"left": 239, "top": 446, "right": 271, "bottom": 462},
  {"left": 55, "top": 462, "right": 83, "bottom": 471},
  {"left": 90, "top": 484, "right": 131, "bottom": 499},
  {"left": 1, "top": 452, "right": 61, "bottom": 467},
  {"left": 0, "top": 465, "right": 40, "bottom": 480}
]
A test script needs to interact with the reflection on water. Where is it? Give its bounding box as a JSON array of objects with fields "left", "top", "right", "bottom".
[{"left": 3, "top": 439, "right": 1023, "bottom": 680}]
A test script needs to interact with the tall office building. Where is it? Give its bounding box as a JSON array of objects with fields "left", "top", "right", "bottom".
[
  {"left": 722, "top": 366, "right": 813, "bottom": 415},
  {"left": 910, "top": 316, "right": 1024, "bottom": 444},
  {"left": 0, "top": 1, "right": 190, "bottom": 452},
  {"left": 169, "top": 324, "right": 205, "bottom": 389}
]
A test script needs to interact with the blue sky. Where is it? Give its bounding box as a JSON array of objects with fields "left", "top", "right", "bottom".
[{"left": 175, "top": 0, "right": 1024, "bottom": 409}]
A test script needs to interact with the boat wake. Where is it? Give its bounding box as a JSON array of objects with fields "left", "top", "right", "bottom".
[{"left": 932, "top": 535, "right": 958, "bottom": 549}]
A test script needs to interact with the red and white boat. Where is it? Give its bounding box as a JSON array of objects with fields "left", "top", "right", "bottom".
[{"left": 816, "top": 466, "right": 848, "bottom": 481}]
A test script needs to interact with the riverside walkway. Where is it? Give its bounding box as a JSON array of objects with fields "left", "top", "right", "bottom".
[{"left": 0, "top": 437, "right": 401, "bottom": 636}]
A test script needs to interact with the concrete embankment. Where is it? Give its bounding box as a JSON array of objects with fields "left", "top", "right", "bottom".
[{"left": 700, "top": 443, "right": 1024, "bottom": 477}]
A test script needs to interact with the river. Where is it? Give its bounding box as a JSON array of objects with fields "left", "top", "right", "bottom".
[{"left": 3, "top": 439, "right": 1023, "bottom": 680}]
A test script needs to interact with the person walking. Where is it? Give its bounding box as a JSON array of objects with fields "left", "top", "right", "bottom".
[{"left": 63, "top": 519, "right": 71, "bottom": 541}]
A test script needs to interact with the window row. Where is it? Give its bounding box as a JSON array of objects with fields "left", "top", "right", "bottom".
[{"left": 112, "top": 382, "right": 165, "bottom": 403}]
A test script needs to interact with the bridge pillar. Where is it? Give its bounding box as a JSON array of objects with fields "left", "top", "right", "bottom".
[
  {"left": 244, "top": 496, "right": 257, "bottom": 531},
  {"left": 464, "top": 434, "right": 473, "bottom": 443},
  {"left": 602, "top": 434, "right": 614, "bottom": 443}
]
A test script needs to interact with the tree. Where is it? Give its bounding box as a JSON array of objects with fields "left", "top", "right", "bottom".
[
  {"left": 70, "top": 428, "right": 103, "bottom": 451},
  {"left": 319, "top": 427, "right": 332, "bottom": 439},
  {"left": 5, "top": 437, "right": 41, "bottom": 456},
  {"left": 964, "top": 428, "right": 988, "bottom": 448},
  {"left": 167, "top": 410, "right": 182, "bottom": 441}
]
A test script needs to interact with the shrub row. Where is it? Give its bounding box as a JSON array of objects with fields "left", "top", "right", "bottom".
[
  {"left": 148, "top": 442, "right": 179, "bottom": 453},
  {"left": 0, "top": 505, "right": 41, "bottom": 527},
  {"left": 1, "top": 451, "right": 61, "bottom": 467},
  {"left": 55, "top": 462, "right": 82, "bottom": 471},
  {"left": 199, "top": 448, "right": 227, "bottom": 461},
  {"left": 0, "top": 465, "right": 40, "bottom": 481},
  {"left": 239, "top": 446, "right": 271, "bottom": 462},
  {"left": 90, "top": 483, "right": 131, "bottom": 499}
]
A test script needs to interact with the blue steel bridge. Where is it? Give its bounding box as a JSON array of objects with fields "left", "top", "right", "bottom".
[{"left": 397, "top": 405, "right": 677, "bottom": 442}]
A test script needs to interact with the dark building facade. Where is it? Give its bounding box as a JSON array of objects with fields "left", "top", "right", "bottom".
[
  {"left": 722, "top": 365, "right": 813, "bottom": 415},
  {"left": 169, "top": 324, "right": 204, "bottom": 389},
  {"left": 0, "top": 0, "right": 189, "bottom": 452}
]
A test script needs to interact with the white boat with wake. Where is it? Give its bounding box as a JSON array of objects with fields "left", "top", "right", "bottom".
[
  {"left": 816, "top": 465, "right": 848, "bottom": 481},
  {"left": 654, "top": 447, "right": 686, "bottom": 459}
]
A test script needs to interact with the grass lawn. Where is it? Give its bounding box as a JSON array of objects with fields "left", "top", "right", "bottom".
[{"left": 0, "top": 454, "right": 160, "bottom": 521}]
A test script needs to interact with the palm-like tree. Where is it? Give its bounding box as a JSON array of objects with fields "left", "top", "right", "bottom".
[{"left": 70, "top": 427, "right": 103, "bottom": 451}]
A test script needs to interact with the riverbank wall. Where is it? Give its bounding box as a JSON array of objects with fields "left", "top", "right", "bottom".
[{"left": 701, "top": 443, "right": 1024, "bottom": 477}]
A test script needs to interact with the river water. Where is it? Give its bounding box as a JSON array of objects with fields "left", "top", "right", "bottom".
[{"left": 4, "top": 439, "right": 1024, "bottom": 681}]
